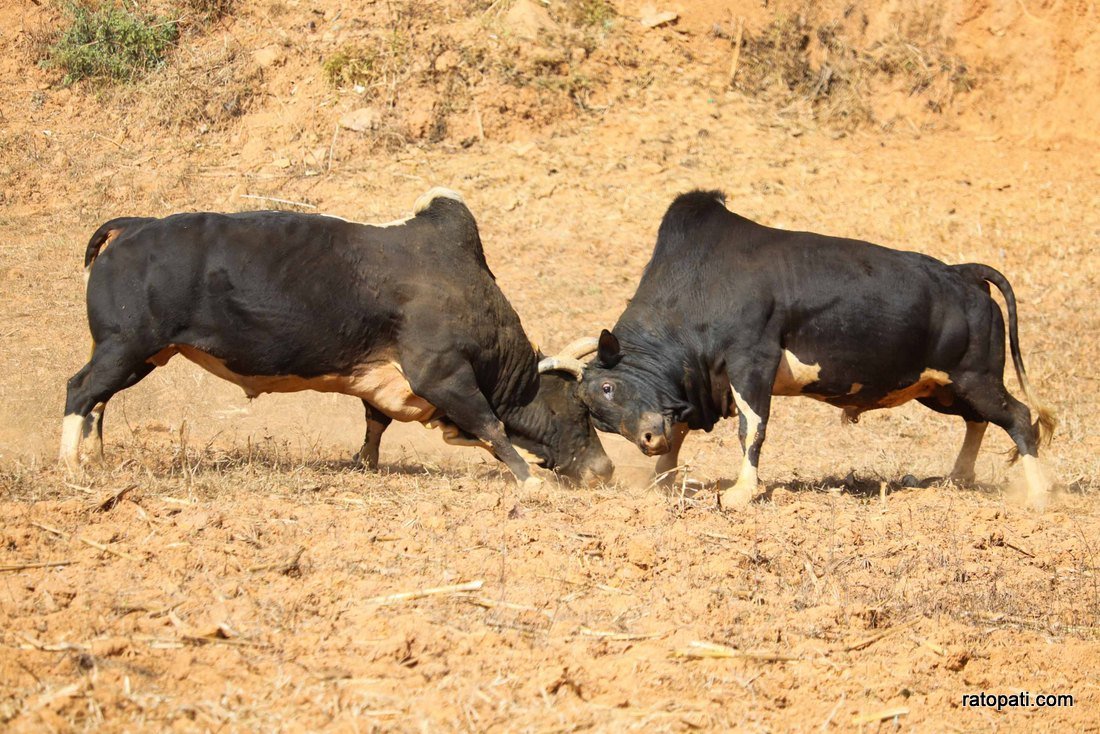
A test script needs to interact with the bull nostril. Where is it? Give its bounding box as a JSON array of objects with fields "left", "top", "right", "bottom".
[{"left": 643, "top": 432, "right": 653, "bottom": 444}]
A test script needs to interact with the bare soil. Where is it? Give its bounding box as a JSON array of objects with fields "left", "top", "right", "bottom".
[{"left": 1, "top": 0, "right": 1098, "bottom": 731}]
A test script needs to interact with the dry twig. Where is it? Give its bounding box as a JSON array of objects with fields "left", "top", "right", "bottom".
[
  {"left": 580, "top": 627, "right": 668, "bottom": 641},
  {"left": 673, "top": 641, "right": 800, "bottom": 662},
  {"left": 365, "top": 580, "right": 483, "bottom": 605},
  {"left": 844, "top": 617, "right": 921, "bottom": 652},
  {"left": 94, "top": 484, "right": 138, "bottom": 512},
  {"left": 851, "top": 706, "right": 908, "bottom": 725},
  {"left": 0, "top": 560, "right": 76, "bottom": 572}
]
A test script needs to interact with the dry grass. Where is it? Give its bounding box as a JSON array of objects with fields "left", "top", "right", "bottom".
[
  {"left": 2, "top": 445, "right": 1098, "bottom": 730},
  {"left": 729, "top": 1, "right": 975, "bottom": 129}
]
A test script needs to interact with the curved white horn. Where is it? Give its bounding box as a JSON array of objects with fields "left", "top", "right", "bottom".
[
  {"left": 538, "top": 356, "right": 585, "bottom": 380},
  {"left": 558, "top": 337, "right": 600, "bottom": 360}
]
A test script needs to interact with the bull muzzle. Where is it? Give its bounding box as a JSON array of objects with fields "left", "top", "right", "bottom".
[{"left": 635, "top": 412, "right": 671, "bottom": 456}]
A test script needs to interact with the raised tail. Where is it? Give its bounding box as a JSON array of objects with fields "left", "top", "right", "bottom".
[
  {"left": 84, "top": 217, "right": 149, "bottom": 272},
  {"left": 956, "top": 263, "right": 1055, "bottom": 457}
]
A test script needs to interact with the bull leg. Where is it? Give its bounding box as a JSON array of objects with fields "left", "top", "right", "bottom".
[
  {"left": 948, "top": 421, "right": 988, "bottom": 484},
  {"left": 411, "top": 362, "right": 538, "bottom": 486},
  {"left": 354, "top": 400, "right": 391, "bottom": 471},
  {"left": 655, "top": 422, "right": 690, "bottom": 489},
  {"left": 916, "top": 395, "right": 988, "bottom": 485},
  {"left": 83, "top": 403, "right": 107, "bottom": 463},
  {"left": 951, "top": 373, "right": 1050, "bottom": 507},
  {"left": 61, "top": 346, "right": 155, "bottom": 471},
  {"left": 719, "top": 357, "right": 779, "bottom": 509}
]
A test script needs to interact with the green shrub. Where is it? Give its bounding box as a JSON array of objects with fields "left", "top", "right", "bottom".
[
  {"left": 43, "top": 3, "right": 179, "bottom": 85},
  {"left": 323, "top": 46, "right": 378, "bottom": 88}
]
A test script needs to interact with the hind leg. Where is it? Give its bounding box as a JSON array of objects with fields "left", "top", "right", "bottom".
[
  {"left": 81, "top": 362, "right": 156, "bottom": 464},
  {"left": 948, "top": 421, "right": 988, "bottom": 484},
  {"left": 917, "top": 395, "right": 987, "bottom": 484},
  {"left": 354, "top": 400, "right": 392, "bottom": 471},
  {"left": 61, "top": 347, "right": 155, "bottom": 471},
  {"left": 950, "top": 373, "right": 1049, "bottom": 506}
]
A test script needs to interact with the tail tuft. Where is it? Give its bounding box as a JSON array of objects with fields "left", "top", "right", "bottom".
[{"left": 1036, "top": 403, "right": 1056, "bottom": 448}]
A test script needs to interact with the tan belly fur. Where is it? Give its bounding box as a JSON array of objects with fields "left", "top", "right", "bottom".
[{"left": 148, "top": 345, "right": 438, "bottom": 422}]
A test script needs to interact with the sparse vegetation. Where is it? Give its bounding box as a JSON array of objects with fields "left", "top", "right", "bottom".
[
  {"left": 731, "top": 3, "right": 975, "bottom": 128},
  {"left": 42, "top": 2, "right": 179, "bottom": 85},
  {"left": 569, "top": 0, "right": 616, "bottom": 29},
  {"left": 323, "top": 46, "right": 379, "bottom": 88},
  {"left": 323, "top": 32, "right": 410, "bottom": 90},
  {"left": 149, "top": 45, "right": 260, "bottom": 131},
  {"left": 181, "top": 0, "right": 236, "bottom": 24}
]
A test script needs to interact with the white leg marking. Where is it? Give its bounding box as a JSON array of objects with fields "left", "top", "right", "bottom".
[
  {"left": 85, "top": 403, "right": 106, "bottom": 462},
  {"left": 1021, "top": 454, "right": 1052, "bottom": 508},
  {"left": 948, "top": 421, "right": 987, "bottom": 483},
  {"left": 721, "top": 388, "right": 760, "bottom": 508},
  {"left": 60, "top": 414, "right": 84, "bottom": 471}
]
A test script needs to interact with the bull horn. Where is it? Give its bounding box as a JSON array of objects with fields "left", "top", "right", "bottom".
[
  {"left": 538, "top": 356, "right": 586, "bottom": 380},
  {"left": 558, "top": 337, "right": 600, "bottom": 360}
]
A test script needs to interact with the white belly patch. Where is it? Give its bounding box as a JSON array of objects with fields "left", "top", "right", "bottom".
[{"left": 772, "top": 349, "right": 822, "bottom": 396}]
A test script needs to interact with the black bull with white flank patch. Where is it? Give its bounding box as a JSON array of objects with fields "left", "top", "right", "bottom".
[
  {"left": 61, "top": 188, "right": 613, "bottom": 486},
  {"left": 573, "top": 190, "right": 1054, "bottom": 507}
]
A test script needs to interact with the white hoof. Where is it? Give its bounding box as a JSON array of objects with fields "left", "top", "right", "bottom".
[{"left": 718, "top": 482, "right": 756, "bottom": 510}]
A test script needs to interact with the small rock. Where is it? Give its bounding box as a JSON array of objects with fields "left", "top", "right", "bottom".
[
  {"left": 339, "top": 107, "right": 380, "bottom": 132},
  {"left": 253, "top": 46, "right": 284, "bottom": 68},
  {"left": 640, "top": 9, "right": 678, "bottom": 29}
]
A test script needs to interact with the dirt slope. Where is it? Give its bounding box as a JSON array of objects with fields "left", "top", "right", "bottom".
[{"left": 1, "top": 0, "right": 1099, "bottom": 731}]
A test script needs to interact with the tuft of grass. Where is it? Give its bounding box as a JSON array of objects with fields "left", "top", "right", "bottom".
[
  {"left": 323, "top": 32, "right": 409, "bottom": 90},
  {"left": 42, "top": 3, "right": 178, "bottom": 85},
  {"left": 181, "top": 0, "right": 236, "bottom": 24},
  {"left": 569, "top": 0, "right": 616, "bottom": 29},
  {"left": 323, "top": 46, "right": 378, "bottom": 88}
]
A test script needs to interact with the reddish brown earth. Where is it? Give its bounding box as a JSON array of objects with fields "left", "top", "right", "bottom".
[{"left": 1, "top": 1, "right": 1098, "bottom": 731}]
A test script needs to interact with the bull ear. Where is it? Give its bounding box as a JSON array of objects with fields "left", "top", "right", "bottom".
[{"left": 597, "top": 329, "right": 622, "bottom": 368}]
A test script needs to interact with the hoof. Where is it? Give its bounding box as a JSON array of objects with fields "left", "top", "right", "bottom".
[{"left": 718, "top": 483, "right": 755, "bottom": 510}]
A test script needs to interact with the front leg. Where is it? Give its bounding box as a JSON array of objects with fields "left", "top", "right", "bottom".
[
  {"left": 354, "top": 400, "right": 392, "bottom": 471},
  {"left": 410, "top": 359, "right": 537, "bottom": 485},
  {"left": 719, "top": 356, "right": 779, "bottom": 509},
  {"left": 655, "top": 422, "right": 690, "bottom": 489}
]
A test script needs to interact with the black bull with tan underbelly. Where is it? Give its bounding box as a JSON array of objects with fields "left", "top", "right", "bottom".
[
  {"left": 569, "top": 190, "right": 1054, "bottom": 507},
  {"left": 61, "top": 188, "right": 613, "bottom": 486}
]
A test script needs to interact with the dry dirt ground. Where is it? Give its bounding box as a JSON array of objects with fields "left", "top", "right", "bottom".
[{"left": 1, "top": 0, "right": 1099, "bottom": 731}]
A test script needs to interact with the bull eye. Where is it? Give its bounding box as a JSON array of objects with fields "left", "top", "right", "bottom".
[{"left": 601, "top": 382, "right": 614, "bottom": 399}]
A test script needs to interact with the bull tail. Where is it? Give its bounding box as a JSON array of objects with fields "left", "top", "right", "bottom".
[
  {"left": 84, "top": 218, "right": 138, "bottom": 272},
  {"left": 956, "top": 263, "right": 1055, "bottom": 460}
]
